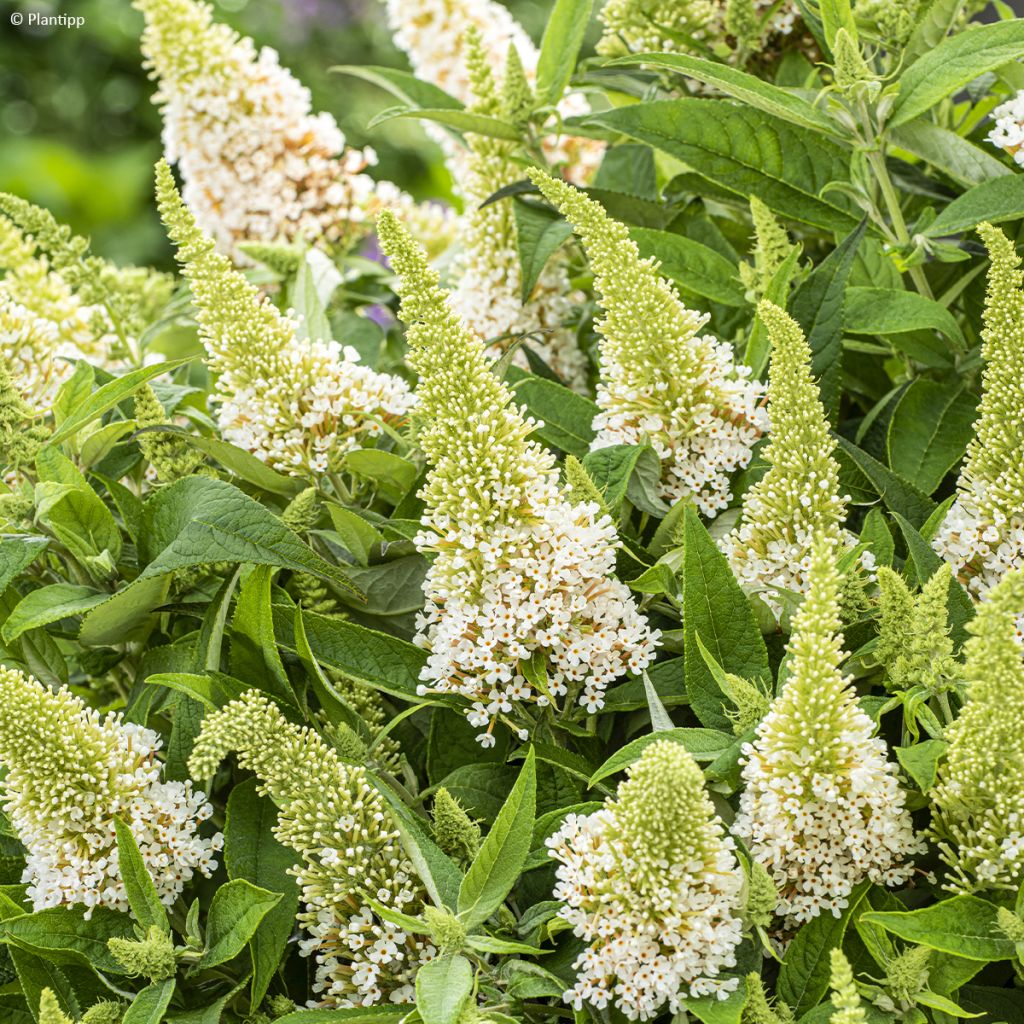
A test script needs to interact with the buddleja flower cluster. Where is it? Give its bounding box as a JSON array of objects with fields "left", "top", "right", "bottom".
[
  {"left": 531, "top": 170, "right": 767, "bottom": 514},
  {"left": 930, "top": 567, "right": 1024, "bottom": 893},
  {"left": 932, "top": 224, "right": 1024, "bottom": 600},
  {"left": 722, "top": 301, "right": 859, "bottom": 616},
  {"left": 156, "top": 161, "right": 413, "bottom": 477},
  {"left": 547, "top": 739, "right": 744, "bottom": 1020},
  {"left": 447, "top": 36, "right": 586, "bottom": 390},
  {"left": 733, "top": 538, "right": 922, "bottom": 927},
  {"left": 376, "top": 0, "right": 602, "bottom": 183},
  {"left": 189, "top": 690, "right": 435, "bottom": 1007},
  {"left": 0, "top": 665, "right": 220, "bottom": 917},
  {"left": 596, "top": 0, "right": 801, "bottom": 59},
  {"left": 136, "top": 0, "right": 450, "bottom": 260},
  {"left": 377, "top": 210, "right": 658, "bottom": 745}
]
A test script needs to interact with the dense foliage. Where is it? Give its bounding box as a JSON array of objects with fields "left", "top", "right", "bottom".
[{"left": 4, "top": 0, "right": 1024, "bottom": 1022}]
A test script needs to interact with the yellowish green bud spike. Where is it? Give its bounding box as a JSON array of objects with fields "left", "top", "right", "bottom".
[
  {"left": 744, "top": 859, "right": 779, "bottom": 930},
  {"left": 723, "top": 300, "right": 853, "bottom": 616},
  {"left": 548, "top": 739, "right": 744, "bottom": 1017},
  {"left": 996, "top": 905, "right": 1024, "bottom": 943},
  {"left": 726, "top": 0, "right": 765, "bottom": 51},
  {"left": 281, "top": 487, "right": 321, "bottom": 534},
  {"left": 464, "top": 26, "right": 502, "bottom": 116},
  {"left": 236, "top": 242, "right": 304, "bottom": 277},
  {"left": 422, "top": 905, "right": 468, "bottom": 952},
  {"left": 829, "top": 949, "right": 868, "bottom": 1024},
  {"left": 562, "top": 455, "right": 611, "bottom": 517},
  {"left": 0, "top": 665, "right": 219, "bottom": 916},
  {"left": 501, "top": 41, "right": 533, "bottom": 126},
  {"left": 930, "top": 566, "right": 1024, "bottom": 892},
  {"left": 431, "top": 788, "right": 482, "bottom": 864},
  {"left": 741, "top": 196, "right": 794, "bottom": 300},
  {"left": 81, "top": 1002, "right": 126, "bottom": 1024},
  {"left": 734, "top": 535, "right": 921, "bottom": 926},
  {"left": 528, "top": 168, "right": 767, "bottom": 517},
  {"left": 742, "top": 972, "right": 793, "bottom": 1024},
  {"left": 188, "top": 690, "right": 432, "bottom": 1007},
  {"left": 884, "top": 944, "right": 931, "bottom": 1002},
  {"left": 155, "top": 161, "right": 413, "bottom": 478},
  {"left": 875, "top": 565, "right": 960, "bottom": 695},
  {"left": 38, "top": 990, "right": 75, "bottom": 1024},
  {"left": 0, "top": 355, "right": 48, "bottom": 469},
  {"left": 934, "top": 224, "right": 1024, "bottom": 599},
  {"left": 134, "top": 383, "right": 204, "bottom": 484},
  {"left": 832, "top": 28, "right": 875, "bottom": 94},
  {"left": 107, "top": 925, "right": 178, "bottom": 981},
  {"left": 720, "top": 671, "right": 771, "bottom": 735},
  {"left": 266, "top": 995, "right": 296, "bottom": 1019}
]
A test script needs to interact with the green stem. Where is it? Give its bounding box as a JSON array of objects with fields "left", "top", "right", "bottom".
[{"left": 866, "top": 148, "right": 934, "bottom": 300}]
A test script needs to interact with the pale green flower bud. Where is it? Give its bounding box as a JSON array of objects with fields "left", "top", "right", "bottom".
[
  {"left": 830, "top": 950, "right": 867, "bottom": 1024},
  {"left": 107, "top": 925, "right": 178, "bottom": 981},
  {"left": 431, "top": 788, "right": 482, "bottom": 865},
  {"left": 39, "top": 990, "right": 74, "bottom": 1024}
]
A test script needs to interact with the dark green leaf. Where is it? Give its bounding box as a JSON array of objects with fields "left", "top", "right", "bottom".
[
  {"left": 1, "top": 585, "right": 108, "bottom": 643},
  {"left": 589, "top": 728, "right": 733, "bottom": 784},
  {"left": 835, "top": 437, "right": 937, "bottom": 528},
  {"left": 925, "top": 174, "right": 1024, "bottom": 238},
  {"left": 630, "top": 227, "right": 746, "bottom": 307},
  {"left": 195, "top": 879, "right": 282, "bottom": 969},
  {"left": 114, "top": 819, "right": 168, "bottom": 933},
  {"left": 513, "top": 201, "right": 573, "bottom": 305},
  {"left": 535, "top": 0, "right": 593, "bottom": 107},
  {"left": 845, "top": 287, "right": 966, "bottom": 349}
]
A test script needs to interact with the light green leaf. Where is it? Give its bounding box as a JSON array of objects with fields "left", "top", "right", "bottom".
[
  {"left": 230, "top": 565, "right": 294, "bottom": 707},
  {"left": 114, "top": 818, "right": 169, "bottom": 933},
  {"left": 892, "top": 20, "right": 1024, "bottom": 127},
  {"left": 414, "top": 954, "right": 474, "bottom": 1024},
  {"left": 630, "top": 227, "right": 746, "bottom": 306},
  {"left": 368, "top": 106, "right": 519, "bottom": 141},
  {"left": 820, "top": 0, "right": 856, "bottom": 47},
  {"left": 535, "top": 0, "right": 593, "bottom": 107},
  {"left": 0, "top": 537, "right": 48, "bottom": 594},
  {"left": 925, "top": 174, "right": 1024, "bottom": 238},
  {"left": 895, "top": 739, "right": 949, "bottom": 793},
  {"left": 513, "top": 201, "right": 573, "bottom": 305},
  {"left": 682, "top": 507, "right": 769, "bottom": 729},
  {"left": 891, "top": 121, "right": 1010, "bottom": 188},
  {"left": 331, "top": 65, "right": 462, "bottom": 111},
  {"left": 588, "top": 100, "right": 858, "bottom": 232},
  {"left": 195, "top": 879, "right": 282, "bottom": 969},
  {"left": 845, "top": 287, "right": 966, "bottom": 349},
  {"left": 458, "top": 748, "right": 536, "bottom": 929},
  {"left": 861, "top": 895, "right": 1016, "bottom": 960},
  {"left": 507, "top": 368, "right": 598, "bottom": 458},
  {"left": 602, "top": 54, "right": 840, "bottom": 137},
  {"left": 122, "top": 979, "right": 175, "bottom": 1024},
  {"left": 1, "top": 584, "right": 108, "bottom": 643},
  {"left": 1, "top": 907, "right": 136, "bottom": 975},
  {"left": 589, "top": 728, "right": 733, "bottom": 785},
  {"left": 46, "top": 359, "right": 189, "bottom": 446}
]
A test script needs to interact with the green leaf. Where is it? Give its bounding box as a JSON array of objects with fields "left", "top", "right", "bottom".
[
  {"left": 535, "top": 0, "right": 593, "bottom": 107},
  {"left": 507, "top": 368, "right": 598, "bottom": 458},
  {"left": 225, "top": 779, "right": 301, "bottom": 1007},
  {"left": 845, "top": 287, "right": 966, "bottom": 349},
  {"left": 174, "top": 434, "right": 304, "bottom": 496},
  {"left": 777, "top": 881, "right": 871, "bottom": 1015},
  {"left": 644, "top": 671, "right": 675, "bottom": 731},
  {"left": 582, "top": 444, "right": 664, "bottom": 516},
  {"left": 0, "top": 537, "right": 48, "bottom": 594},
  {"left": 745, "top": 244, "right": 801, "bottom": 376},
  {"left": 513, "top": 201, "right": 573, "bottom": 305},
  {"left": 895, "top": 739, "right": 949, "bottom": 793},
  {"left": 46, "top": 359, "right": 189, "bottom": 446},
  {"left": 904, "top": 0, "right": 965, "bottom": 63},
  {"left": 195, "top": 879, "right": 282, "bottom": 969},
  {"left": 275, "top": 1011, "right": 407, "bottom": 1024},
  {"left": 122, "top": 979, "right": 175, "bottom": 1024},
  {"left": 589, "top": 728, "right": 734, "bottom": 784},
  {"left": 835, "top": 437, "right": 937, "bottom": 528},
  {"left": 886, "top": 380, "right": 976, "bottom": 493},
  {"left": 368, "top": 106, "right": 519, "bottom": 141},
  {"left": 325, "top": 505, "right": 384, "bottom": 567},
  {"left": 342, "top": 450, "right": 418, "bottom": 504},
  {"left": 230, "top": 565, "right": 294, "bottom": 707},
  {"left": 925, "top": 174, "right": 1024, "bottom": 238},
  {"left": 820, "top": 0, "right": 856, "bottom": 48},
  {"left": 682, "top": 506, "right": 769, "bottom": 729},
  {"left": 861, "top": 895, "right": 1016, "bottom": 960},
  {"left": 458, "top": 748, "right": 537, "bottom": 929},
  {"left": 291, "top": 250, "right": 339, "bottom": 344},
  {"left": 78, "top": 574, "right": 172, "bottom": 647},
  {"left": 891, "top": 121, "right": 1011, "bottom": 188},
  {"left": 138, "top": 476, "right": 357, "bottom": 594},
  {"left": 145, "top": 671, "right": 249, "bottom": 710},
  {"left": 602, "top": 54, "right": 840, "bottom": 137},
  {"left": 331, "top": 65, "right": 462, "bottom": 112},
  {"left": 630, "top": 227, "right": 746, "bottom": 307},
  {"left": 1, "top": 907, "right": 136, "bottom": 975},
  {"left": 790, "top": 219, "right": 866, "bottom": 419},
  {"left": 1, "top": 584, "right": 108, "bottom": 643},
  {"left": 588, "top": 100, "right": 859, "bottom": 232},
  {"left": 371, "top": 771, "right": 464, "bottom": 911},
  {"left": 113, "top": 819, "right": 169, "bottom": 933},
  {"left": 274, "top": 607, "right": 428, "bottom": 702},
  {"left": 414, "top": 954, "right": 474, "bottom": 1024},
  {"left": 892, "top": 20, "right": 1024, "bottom": 126}
]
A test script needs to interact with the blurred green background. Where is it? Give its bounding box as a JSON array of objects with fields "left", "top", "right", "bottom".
[{"left": 0, "top": 0, "right": 558, "bottom": 267}]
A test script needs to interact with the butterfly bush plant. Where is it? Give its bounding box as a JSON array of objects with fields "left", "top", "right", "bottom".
[{"left": 4, "top": 0, "right": 1024, "bottom": 1021}]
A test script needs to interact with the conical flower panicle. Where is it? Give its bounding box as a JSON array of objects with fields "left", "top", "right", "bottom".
[
  {"left": 722, "top": 301, "right": 856, "bottom": 616},
  {"left": 377, "top": 211, "right": 658, "bottom": 745},
  {"left": 0, "top": 666, "right": 220, "bottom": 917},
  {"left": 547, "top": 739, "right": 744, "bottom": 1020},
  {"left": 529, "top": 170, "right": 767, "bottom": 516},
  {"left": 156, "top": 162, "right": 413, "bottom": 477},
  {"left": 447, "top": 36, "right": 586, "bottom": 391},
  {"left": 189, "top": 690, "right": 434, "bottom": 1007},
  {"left": 732, "top": 538, "right": 921, "bottom": 927},
  {"left": 933, "top": 224, "right": 1024, "bottom": 599},
  {"left": 930, "top": 568, "right": 1024, "bottom": 892},
  {"left": 376, "top": 0, "right": 602, "bottom": 184},
  {"left": 136, "top": 0, "right": 451, "bottom": 260}
]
